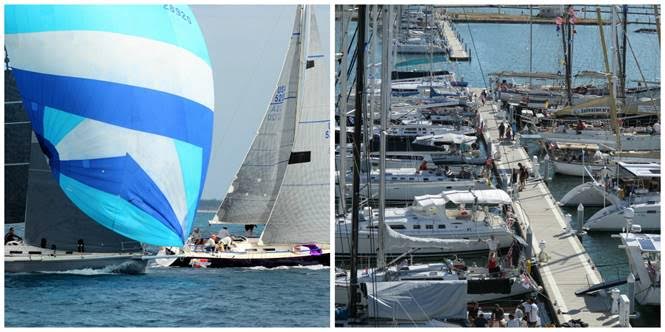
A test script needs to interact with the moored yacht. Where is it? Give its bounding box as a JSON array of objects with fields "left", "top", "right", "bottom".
[
  {"left": 336, "top": 189, "right": 519, "bottom": 256},
  {"left": 616, "top": 231, "right": 660, "bottom": 306}
]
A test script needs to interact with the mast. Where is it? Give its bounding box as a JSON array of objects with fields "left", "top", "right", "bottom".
[
  {"left": 619, "top": 5, "right": 628, "bottom": 99},
  {"left": 596, "top": 7, "right": 621, "bottom": 151},
  {"left": 560, "top": 5, "right": 573, "bottom": 106},
  {"left": 338, "top": 5, "right": 348, "bottom": 216},
  {"left": 529, "top": 5, "right": 533, "bottom": 88},
  {"left": 655, "top": 5, "right": 661, "bottom": 45},
  {"left": 349, "top": 4, "right": 366, "bottom": 320},
  {"left": 377, "top": 4, "right": 392, "bottom": 270},
  {"left": 610, "top": 6, "right": 618, "bottom": 99}
]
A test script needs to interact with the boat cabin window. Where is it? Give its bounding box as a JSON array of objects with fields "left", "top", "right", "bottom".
[
  {"left": 389, "top": 225, "right": 406, "bottom": 230},
  {"left": 413, "top": 225, "right": 421, "bottom": 230},
  {"left": 438, "top": 225, "right": 446, "bottom": 229},
  {"left": 425, "top": 225, "right": 433, "bottom": 229}
]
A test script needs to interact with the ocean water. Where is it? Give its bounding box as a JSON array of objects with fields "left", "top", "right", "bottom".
[{"left": 4, "top": 213, "right": 330, "bottom": 327}]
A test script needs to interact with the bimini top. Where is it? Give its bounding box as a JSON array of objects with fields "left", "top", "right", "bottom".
[
  {"left": 413, "top": 133, "right": 477, "bottom": 145},
  {"left": 413, "top": 189, "right": 512, "bottom": 209},
  {"left": 618, "top": 161, "right": 661, "bottom": 178}
]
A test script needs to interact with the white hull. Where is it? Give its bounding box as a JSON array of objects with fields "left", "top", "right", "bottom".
[
  {"left": 618, "top": 233, "right": 660, "bottom": 306},
  {"left": 583, "top": 202, "right": 661, "bottom": 231},
  {"left": 559, "top": 182, "right": 622, "bottom": 207},
  {"left": 335, "top": 228, "right": 514, "bottom": 256},
  {"left": 5, "top": 244, "right": 147, "bottom": 274},
  {"left": 358, "top": 179, "right": 489, "bottom": 202},
  {"left": 540, "top": 132, "right": 660, "bottom": 151},
  {"left": 551, "top": 160, "right": 608, "bottom": 177}
]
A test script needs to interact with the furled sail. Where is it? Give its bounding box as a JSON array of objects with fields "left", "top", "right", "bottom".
[
  {"left": 261, "top": 7, "right": 330, "bottom": 245},
  {"left": 5, "top": 5, "right": 214, "bottom": 246},
  {"left": 214, "top": 8, "right": 302, "bottom": 225}
]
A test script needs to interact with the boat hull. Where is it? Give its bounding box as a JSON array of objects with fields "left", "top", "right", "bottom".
[
  {"left": 551, "top": 160, "right": 607, "bottom": 177},
  {"left": 167, "top": 252, "right": 330, "bottom": 268},
  {"left": 583, "top": 203, "right": 661, "bottom": 231},
  {"left": 334, "top": 276, "right": 534, "bottom": 305},
  {"left": 5, "top": 252, "right": 147, "bottom": 274},
  {"left": 335, "top": 229, "right": 514, "bottom": 256}
]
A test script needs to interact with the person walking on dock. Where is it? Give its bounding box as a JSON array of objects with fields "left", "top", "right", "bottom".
[
  {"left": 505, "top": 126, "right": 513, "bottom": 142},
  {"left": 518, "top": 163, "right": 528, "bottom": 192},
  {"left": 498, "top": 121, "right": 506, "bottom": 139}
]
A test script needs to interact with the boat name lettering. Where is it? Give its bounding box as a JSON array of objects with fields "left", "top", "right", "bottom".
[{"left": 574, "top": 107, "right": 609, "bottom": 115}]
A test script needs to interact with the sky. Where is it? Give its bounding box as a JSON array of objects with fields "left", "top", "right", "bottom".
[{"left": 192, "top": 5, "right": 330, "bottom": 199}]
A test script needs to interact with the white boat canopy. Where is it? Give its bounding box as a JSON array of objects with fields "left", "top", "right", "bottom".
[
  {"left": 413, "top": 133, "right": 477, "bottom": 145},
  {"left": 413, "top": 189, "right": 512, "bottom": 208}
]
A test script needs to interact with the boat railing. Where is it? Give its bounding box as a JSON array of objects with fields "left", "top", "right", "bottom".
[{"left": 583, "top": 165, "right": 598, "bottom": 184}]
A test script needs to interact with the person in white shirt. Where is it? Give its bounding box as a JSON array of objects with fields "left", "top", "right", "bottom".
[
  {"left": 653, "top": 122, "right": 660, "bottom": 134},
  {"left": 479, "top": 235, "right": 499, "bottom": 261},
  {"left": 527, "top": 298, "right": 539, "bottom": 327},
  {"left": 506, "top": 314, "right": 520, "bottom": 327},
  {"left": 217, "top": 227, "right": 233, "bottom": 250},
  {"left": 520, "top": 300, "right": 531, "bottom": 326}
]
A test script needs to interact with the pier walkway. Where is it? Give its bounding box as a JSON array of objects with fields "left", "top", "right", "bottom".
[
  {"left": 476, "top": 93, "right": 622, "bottom": 327},
  {"left": 439, "top": 18, "right": 470, "bottom": 61}
]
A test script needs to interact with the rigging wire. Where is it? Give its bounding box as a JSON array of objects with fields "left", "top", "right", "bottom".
[{"left": 461, "top": 7, "right": 488, "bottom": 90}]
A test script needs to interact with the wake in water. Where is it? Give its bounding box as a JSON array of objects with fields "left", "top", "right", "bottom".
[{"left": 242, "top": 264, "right": 329, "bottom": 271}]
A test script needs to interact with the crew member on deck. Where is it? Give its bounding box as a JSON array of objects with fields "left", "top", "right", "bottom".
[
  {"left": 418, "top": 160, "right": 428, "bottom": 172},
  {"left": 5, "top": 227, "right": 22, "bottom": 244}
]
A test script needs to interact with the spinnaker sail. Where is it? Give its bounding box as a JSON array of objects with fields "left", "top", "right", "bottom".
[{"left": 5, "top": 5, "right": 214, "bottom": 246}]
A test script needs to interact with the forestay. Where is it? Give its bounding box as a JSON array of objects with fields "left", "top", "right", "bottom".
[
  {"left": 260, "top": 6, "right": 330, "bottom": 245},
  {"left": 215, "top": 8, "right": 302, "bottom": 225},
  {"left": 5, "top": 5, "right": 214, "bottom": 246}
]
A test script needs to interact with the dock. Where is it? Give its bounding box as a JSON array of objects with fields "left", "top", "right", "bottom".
[
  {"left": 439, "top": 18, "right": 470, "bottom": 61},
  {"left": 475, "top": 90, "right": 622, "bottom": 327}
]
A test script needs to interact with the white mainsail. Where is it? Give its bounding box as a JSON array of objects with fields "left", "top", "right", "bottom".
[
  {"left": 214, "top": 9, "right": 303, "bottom": 225},
  {"left": 260, "top": 7, "right": 330, "bottom": 245}
]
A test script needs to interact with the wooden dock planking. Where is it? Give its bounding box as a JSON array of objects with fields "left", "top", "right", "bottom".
[{"left": 475, "top": 90, "right": 622, "bottom": 327}]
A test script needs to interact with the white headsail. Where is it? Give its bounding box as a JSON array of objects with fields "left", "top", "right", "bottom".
[
  {"left": 215, "top": 9, "right": 303, "bottom": 225},
  {"left": 261, "top": 6, "right": 330, "bottom": 245}
]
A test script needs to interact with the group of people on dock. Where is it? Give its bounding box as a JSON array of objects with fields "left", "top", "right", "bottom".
[{"left": 468, "top": 297, "right": 541, "bottom": 327}]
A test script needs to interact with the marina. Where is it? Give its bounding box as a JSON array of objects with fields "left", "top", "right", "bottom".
[{"left": 335, "top": 4, "right": 660, "bottom": 328}]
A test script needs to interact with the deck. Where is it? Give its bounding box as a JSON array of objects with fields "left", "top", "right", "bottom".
[
  {"left": 475, "top": 91, "right": 623, "bottom": 327},
  {"left": 439, "top": 18, "right": 470, "bottom": 61}
]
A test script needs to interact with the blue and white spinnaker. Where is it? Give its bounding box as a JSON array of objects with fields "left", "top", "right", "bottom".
[{"left": 5, "top": 5, "right": 214, "bottom": 246}]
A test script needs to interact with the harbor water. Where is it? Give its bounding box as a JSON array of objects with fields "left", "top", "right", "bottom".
[{"left": 4, "top": 212, "right": 330, "bottom": 327}]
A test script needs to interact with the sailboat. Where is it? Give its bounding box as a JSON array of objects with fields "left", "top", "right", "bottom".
[
  {"left": 158, "top": 5, "right": 330, "bottom": 268},
  {"left": 4, "top": 4, "right": 214, "bottom": 273}
]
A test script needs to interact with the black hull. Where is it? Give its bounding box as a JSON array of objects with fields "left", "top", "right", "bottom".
[{"left": 169, "top": 253, "right": 330, "bottom": 268}]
